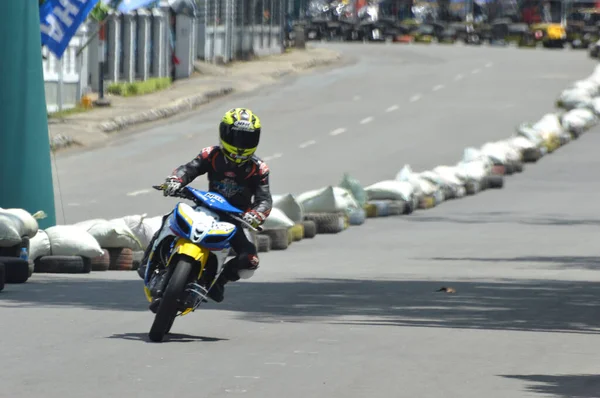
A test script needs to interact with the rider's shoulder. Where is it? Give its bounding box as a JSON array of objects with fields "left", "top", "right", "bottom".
[
  {"left": 250, "top": 155, "right": 270, "bottom": 176},
  {"left": 197, "top": 145, "right": 220, "bottom": 160}
]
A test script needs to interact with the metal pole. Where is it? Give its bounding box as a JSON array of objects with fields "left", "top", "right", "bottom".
[{"left": 58, "top": 57, "right": 64, "bottom": 112}]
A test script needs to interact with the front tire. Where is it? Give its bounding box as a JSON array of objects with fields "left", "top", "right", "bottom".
[{"left": 148, "top": 258, "right": 192, "bottom": 342}]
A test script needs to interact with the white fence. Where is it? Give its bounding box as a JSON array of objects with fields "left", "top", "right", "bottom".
[{"left": 43, "top": 0, "right": 288, "bottom": 113}]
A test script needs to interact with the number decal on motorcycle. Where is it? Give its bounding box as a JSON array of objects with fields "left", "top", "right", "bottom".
[{"left": 204, "top": 193, "right": 225, "bottom": 203}]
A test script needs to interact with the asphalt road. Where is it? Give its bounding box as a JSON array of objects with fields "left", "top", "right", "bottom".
[{"left": 2, "top": 43, "right": 600, "bottom": 398}]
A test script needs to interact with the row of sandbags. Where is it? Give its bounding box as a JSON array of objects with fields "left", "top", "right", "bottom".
[{"left": 3, "top": 63, "right": 599, "bottom": 282}]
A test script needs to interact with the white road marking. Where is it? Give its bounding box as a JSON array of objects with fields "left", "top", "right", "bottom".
[
  {"left": 264, "top": 362, "right": 286, "bottom": 366},
  {"left": 263, "top": 153, "right": 283, "bottom": 161},
  {"left": 353, "top": 95, "right": 361, "bottom": 101},
  {"left": 329, "top": 127, "right": 346, "bottom": 136},
  {"left": 225, "top": 389, "right": 247, "bottom": 393},
  {"left": 409, "top": 94, "right": 422, "bottom": 102},
  {"left": 386, "top": 104, "right": 399, "bottom": 112},
  {"left": 454, "top": 74, "right": 464, "bottom": 81},
  {"left": 127, "top": 189, "right": 151, "bottom": 197},
  {"left": 299, "top": 140, "right": 316, "bottom": 149},
  {"left": 234, "top": 376, "right": 260, "bottom": 379},
  {"left": 317, "top": 338, "right": 339, "bottom": 342},
  {"left": 293, "top": 350, "right": 319, "bottom": 354},
  {"left": 186, "top": 134, "right": 194, "bottom": 139},
  {"left": 472, "top": 68, "right": 480, "bottom": 74},
  {"left": 485, "top": 62, "right": 493, "bottom": 68},
  {"left": 360, "top": 116, "right": 374, "bottom": 124},
  {"left": 432, "top": 84, "right": 444, "bottom": 91}
]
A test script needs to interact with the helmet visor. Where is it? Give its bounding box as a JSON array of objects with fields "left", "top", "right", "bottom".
[{"left": 222, "top": 128, "right": 260, "bottom": 149}]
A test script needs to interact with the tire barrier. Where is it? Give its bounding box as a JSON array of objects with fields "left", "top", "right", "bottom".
[{"left": 3, "top": 64, "right": 600, "bottom": 287}]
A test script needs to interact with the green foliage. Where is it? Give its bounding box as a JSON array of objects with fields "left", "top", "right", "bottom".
[{"left": 106, "top": 77, "right": 172, "bottom": 97}]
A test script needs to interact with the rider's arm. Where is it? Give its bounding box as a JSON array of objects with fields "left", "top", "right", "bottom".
[
  {"left": 250, "top": 160, "right": 273, "bottom": 218},
  {"left": 171, "top": 146, "right": 217, "bottom": 185}
]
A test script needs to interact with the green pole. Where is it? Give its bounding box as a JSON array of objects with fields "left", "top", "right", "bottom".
[{"left": 0, "top": 1, "right": 57, "bottom": 229}]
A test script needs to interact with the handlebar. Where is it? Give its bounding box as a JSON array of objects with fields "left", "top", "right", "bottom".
[{"left": 152, "top": 184, "right": 262, "bottom": 232}]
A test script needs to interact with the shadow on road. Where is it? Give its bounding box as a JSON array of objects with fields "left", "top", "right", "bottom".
[
  {"left": 502, "top": 374, "right": 600, "bottom": 397},
  {"left": 431, "top": 255, "right": 600, "bottom": 270},
  {"left": 407, "top": 212, "right": 600, "bottom": 227},
  {"left": 3, "top": 275, "right": 600, "bottom": 335},
  {"left": 108, "top": 332, "right": 228, "bottom": 344}
]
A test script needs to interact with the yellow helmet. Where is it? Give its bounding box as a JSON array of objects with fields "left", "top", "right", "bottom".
[{"left": 219, "top": 108, "right": 262, "bottom": 165}]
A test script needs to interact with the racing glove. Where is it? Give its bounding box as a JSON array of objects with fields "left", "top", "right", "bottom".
[
  {"left": 163, "top": 176, "right": 183, "bottom": 197},
  {"left": 243, "top": 210, "right": 266, "bottom": 228}
]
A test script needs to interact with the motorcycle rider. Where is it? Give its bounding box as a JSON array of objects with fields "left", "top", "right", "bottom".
[{"left": 141, "top": 108, "right": 272, "bottom": 308}]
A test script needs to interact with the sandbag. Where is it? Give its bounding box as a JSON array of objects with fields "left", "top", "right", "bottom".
[
  {"left": 456, "top": 159, "right": 490, "bottom": 182},
  {"left": 572, "top": 79, "right": 600, "bottom": 97},
  {"left": 2, "top": 209, "right": 38, "bottom": 238},
  {"left": 506, "top": 135, "right": 537, "bottom": 151},
  {"left": 0, "top": 213, "right": 22, "bottom": 247},
  {"left": 561, "top": 108, "right": 598, "bottom": 132},
  {"left": 516, "top": 123, "right": 545, "bottom": 147},
  {"left": 29, "top": 230, "right": 51, "bottom": 261},
  {"left": 415, "top": 175, "right": 439, "bottom": 196},
  {"left": 145, "top": 215, "right": 164, "bottom": 236},
  {"left": 263, "top": 208, "right": 295, "bottom": 229},
  {"left": 395, "top": 165, "right": 425, "bottom": 197},
  {"left": 339, "top": 173, "right": 368, "bottom": 207},
  {"left": 297, "top": 186, "right": 360, "bottom": 214},
  {"left": 432, "top": 166, "right": 464, "bottom": 187},
  {"left": 45, "top": 226, "right": 104, "bottom": 258},
  {"left": 272, "top": 194, "right": 304, "bottom": 223},
  {"left": 75, "top": 219, "right": 142, "bottom": 250},
  {"left": 532, "top": 113, "right": 564, "bottom": 138},
  {"left": 117, "top": 214, "right": 154, "bottom": 250},
  {"left": 365, "top": 180, "right": 414, "bottom": 202},
  {"left": 480, "top": 142, "right": 510, "bottom": 164},
  {"left": 557, "top": 88, "right": 593, "bottom": 110}
]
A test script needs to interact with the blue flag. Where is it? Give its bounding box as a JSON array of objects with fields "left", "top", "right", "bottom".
[
  {"left": 40, "top": 0, "right": 100, "bottom": 59},
  {"left": 118, "top": 0, "right": 157, "bottom": 13}
]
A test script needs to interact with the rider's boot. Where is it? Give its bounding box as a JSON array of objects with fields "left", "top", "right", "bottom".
[{"left": 207, "top": 273, "right": 229, "bottom": 303}]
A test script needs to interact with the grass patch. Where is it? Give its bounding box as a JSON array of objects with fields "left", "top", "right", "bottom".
[
  {"left": 107, "top": 77, "right": 172, "bottom": 97},
  {"left": 48, "top": 105, "right": 90, "bottom": 119}
]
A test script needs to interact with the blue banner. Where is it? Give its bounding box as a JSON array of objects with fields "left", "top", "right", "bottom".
[
  {"left": 118, "top": 0, "right": 157, "bottom": 13},
  {"left": 40, "top": 0, "right": 100, "bottom": 59}
]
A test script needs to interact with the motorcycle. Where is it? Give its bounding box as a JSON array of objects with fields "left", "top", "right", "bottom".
[{"left": 143, "top": 184, "right": 261, "bottom": 343}]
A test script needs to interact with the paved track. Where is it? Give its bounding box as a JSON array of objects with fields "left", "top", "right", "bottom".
[{"left": 2, "top": 43, "right": 600, "bottom": 398}]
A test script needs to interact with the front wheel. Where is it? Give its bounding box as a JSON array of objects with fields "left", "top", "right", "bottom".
[{"left": 148, "top": 258, "right": 192, "bottom": 342}]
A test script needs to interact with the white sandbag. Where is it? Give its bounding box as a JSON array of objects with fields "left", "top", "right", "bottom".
[
  {"left": 29, "top": 230, "right": 51, "bottom": 261},
  {"left": 263, "top": 208, "right": 295, "bottom": 229},
  {"left": 75, "top": 218, "right": 142, "bottom": 250},
  {"left": 117, "top": 214, "right": 154, "bottom": 250},
  {"left": 480, "top": 142, "right": 510, "bottom": 164},
  {"left": 297, "top": 186, "right": 360, "bottom": 214},
  {"left": 506, "top": 135, "right": 537, "bottom": 151},
  {"left": 395, "top": 165, "right": 425, "bottom": 197},
  {"left": 456, "top": 159, "right": 489, "bottom": 182},
  {"left": 415, "top": 175, "right": 439, "bottom": 196},
  {"left": 145, "top": 215, "right": 164, "bottom": 236},
  {"left": 2, "top": 208, "right": 38, "bottom": 238},
  {"left": 589, "top": 98, "right": 600, "bottom": 116},
  {"left": 45, "top": 225, "right": 104, "bottom": 258},
  {"left": 516, "top": 123, "right": 545, "bottom": 147},
  {"left": 432, "top": 166, "right": 464, "bottom": 186},
  {"left": 339, "top": 173, "right": 368, "bottom": 207},
  {"left": 572, "top": 79, "right": 600, "bottom": 97},
  {"left": 0, "top": 210, "right": 22, "bottom": 247},
  {"left": 557, "top": 88, "right": 593, "bottom": 110},
  {"left": 272, "top": 193, "right": 304, "bottom": 223},
  {"left": 561, "top": 108, "right": 598, "bottom": 132},
  {"left": 364, "top": 180, "right": 415, "bottom": 201}
]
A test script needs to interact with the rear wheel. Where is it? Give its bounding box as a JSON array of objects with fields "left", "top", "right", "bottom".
[{"left": 148, "top": 258, "right": 192, "bottom": 342}]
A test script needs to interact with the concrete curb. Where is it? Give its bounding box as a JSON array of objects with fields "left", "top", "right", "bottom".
[{"left": 98, "top": 87, "right": 235, "bottom": 133}]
